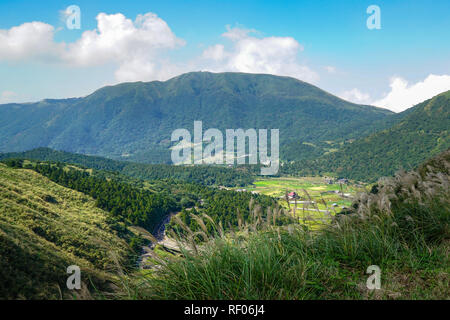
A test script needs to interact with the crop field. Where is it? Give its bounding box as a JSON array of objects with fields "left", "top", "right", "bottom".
[{"left": 242, "top": 177, "right": 368, "bottom": 228}]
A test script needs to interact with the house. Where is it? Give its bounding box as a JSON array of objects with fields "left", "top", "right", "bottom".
[
  {"left": 287, "top": 191, "right": 299, "bottom": 199},
  {"left": 337, "top": 178, "right": 349, "bottom": 184},
  {"left": 324, "top": 178, "right": 334, "bottom": 184}
]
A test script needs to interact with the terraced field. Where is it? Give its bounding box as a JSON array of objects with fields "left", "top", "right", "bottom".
[{"left": 243, "top": 176, "right": 367, "bottom": 228}]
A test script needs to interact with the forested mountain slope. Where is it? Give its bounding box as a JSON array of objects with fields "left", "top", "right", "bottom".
[
  {"left": 0, "top": 147, "right": 256, "bottom": 186},
  {"left": 283, "top": 91, "right": 450, "bottom": 181},
  {"left": 0, "top": 72, "right": 393, "bottom": 163}
]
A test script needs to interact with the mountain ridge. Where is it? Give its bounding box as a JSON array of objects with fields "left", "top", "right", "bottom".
[
  {"left": 282, "top": 90, "right": 450, "bottom": 181},
  {"left": 0, "top": 72, "right": 394, "bottom": 163}
]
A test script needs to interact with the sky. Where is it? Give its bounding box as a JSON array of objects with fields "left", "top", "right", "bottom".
[{"left": 1, "top": 0, "right": 450, "bottom": 112}]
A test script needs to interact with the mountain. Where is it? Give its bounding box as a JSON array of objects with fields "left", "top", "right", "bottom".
[
  {"left": 283, "top": 90, "right": 450, "bottom": 181},
  {"left": 0, "top": 72, "right": 393, "bottom": 163}
]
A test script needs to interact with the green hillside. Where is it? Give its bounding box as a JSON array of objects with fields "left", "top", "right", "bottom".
[
  {"left": 0, "top": 72, "right": 393, "bottom": 163},
  {"left": 0, "top": 147, "right": 256, "bottom": 187},
  {"left": 0, "top": 155, "right": 277, "bottom": 245},
  {"left": 0, "top": 163, "right": 132, "bottom": 299},
  {"left": 0, "top": 158, "right": 277, "bottom": 299},
  {"left": 1, "top": 145, "right": 448, "bottom": 300},
  {"left": 283, "top": 91, "right": 450, "bottom": 181}
]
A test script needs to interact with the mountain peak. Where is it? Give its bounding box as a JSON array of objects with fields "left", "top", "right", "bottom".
[{"left": 1, "top": 72, "right": 395, "bottom": 163}]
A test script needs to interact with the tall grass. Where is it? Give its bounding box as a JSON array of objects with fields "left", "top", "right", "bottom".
[{"left": 117, "top": 151, "right": 450, "bottom": 300}]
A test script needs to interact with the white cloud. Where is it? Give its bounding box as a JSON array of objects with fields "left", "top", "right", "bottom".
[
  {"left": 222, "top": 25, "right": 258, "bottom": 41},
  {"left": 0, "top": 91, "right": 17, "bottom": 104},
  {"left": 339, "top": 88, "right": 371, "bottom": 104},
  {"left": 200, "top": 26, "right": 319, "bottom": 83},
  {"left": 372, "top": 74, "right": 450, "bottom": 112},
  {"left": 0, "top": 17, "right": 318, "bottom": 85},
  {"left": 201, "top": 44, "right": 228, "bottom": 61},
  {"left": 0, "top": 22, "right": 63, "bottom": 61},
  {"left": 0, "top": 13, "right": 185, "bottom": 82},
  {"left": 64, "top": 13, "right": 185, "bottom": 81}
]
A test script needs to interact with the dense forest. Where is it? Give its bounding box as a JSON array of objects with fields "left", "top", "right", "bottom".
[
  {"left": 0, "top": 148, "right": 256, "bottom": 187},
  {"left": 166, "top": 186, "right": 278, "bottom": 237}
]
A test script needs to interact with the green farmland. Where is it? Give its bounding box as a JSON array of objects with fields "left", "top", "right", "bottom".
[{"left": 242, "top": 177, "right": 368, "bottom": 228}]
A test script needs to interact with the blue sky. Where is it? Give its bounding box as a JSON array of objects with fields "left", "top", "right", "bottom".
[{"left": 1, "top": 0, "right": 450, "bottom": 111}]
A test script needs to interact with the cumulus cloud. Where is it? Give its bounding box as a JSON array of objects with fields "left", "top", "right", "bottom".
[
  {"left": 0, "top": 22, "right": 63, "bottom": 61},
  {"left": 372, "top": 74, "right": 450, "bottom": 112},
  {"left": 0, "top": 16, "right": 318, "bottom": 84},
  {"left": 199, "top": 26, "right": 319, "bottom": 83},
  {"left": 65, "top": 12, "right": 185, "bottom": 81},
  {"left": 0, "top": 13, "right": 185, "bottom": 82},
  {"left": 66, "top": 14, "right": 183, "bottom": 61},
  {"left": 339, "top": 88, "right": 371, "bottom": 104}
]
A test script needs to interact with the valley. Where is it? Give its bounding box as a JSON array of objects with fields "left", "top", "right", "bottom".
[
  {"left": 0, "top": 72, "right": 448, "bottom": 300},
  {"left": 236, "top": 176, "right": 362, "bottom": 228},
  {"left": 127, "top": 149, "right": 449, "bottom": 300},
  {"left": 1, "top": 138, "right": 448, "bottom": 300}
]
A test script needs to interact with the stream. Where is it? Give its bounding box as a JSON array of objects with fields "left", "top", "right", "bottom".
[{"left": 137, "top": 212, "right": 176, "bottom": 269}]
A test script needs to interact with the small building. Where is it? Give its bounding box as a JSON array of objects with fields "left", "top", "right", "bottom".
[
  {"left": 324, "top": 178, "right": 334, "bottom": 184},
  {"left": 337, "top": 178, "right": 349, "bottom": 184},
  {"left": 287, "top": 191, "right": 299, "bottom": 199}
]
